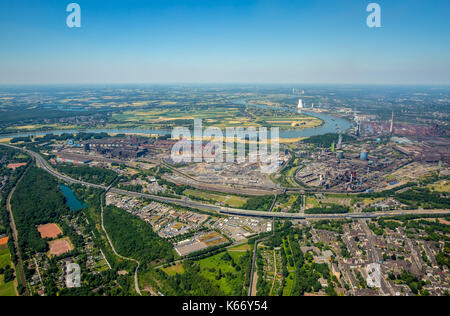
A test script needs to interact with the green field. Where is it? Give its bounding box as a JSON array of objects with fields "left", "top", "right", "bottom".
[
  {"left": 427, "top": 180, "right": 450, "bottom": 193},
  {"left": 0, "top": 248, "right": 11, "bottom": 269},
  {"left": 197, "top": 250, "right": 250, "bottom": 295},
  {"left": 0, "top": 275, "right": 15, "bottom": 296},
  {"left": 162, "top": 263, "right": 185, "bottom": 276},
  {"left": 277, "top": 194, "right": 301, "bottom": 211},
  {"left": 281, "top": 238, "right": 296, "bottom": 296},
  {"left": 282, "top": 274, "right": 294, "bottom": 296},
  {"left": 228, "top": 243, "right": 251, "bottom": 252},
  {"left": 184, "top": 189, "right": 247, "bottom": 208},
  {"left": 0, "top": 248, "right": 16, "bottom": 296},
  {"left": 305, "top": 196, "right": 320, "bottom": 208}
]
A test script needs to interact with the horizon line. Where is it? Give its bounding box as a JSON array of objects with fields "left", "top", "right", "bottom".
[{"left": 1, "top": 82, "right": 450, "bottom": 87}]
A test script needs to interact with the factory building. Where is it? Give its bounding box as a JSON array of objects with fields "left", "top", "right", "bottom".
[{"left": 57, "top": 155, "right": 92, "bottom": 165}]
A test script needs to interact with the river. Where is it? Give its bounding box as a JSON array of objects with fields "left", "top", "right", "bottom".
[{"left": 0, "top": 105, "right": 352, "bottom": 140}]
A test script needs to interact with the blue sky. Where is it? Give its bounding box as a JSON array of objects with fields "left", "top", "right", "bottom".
[{"left": 0, "top": 0, "right": 449, "bottom": 84}]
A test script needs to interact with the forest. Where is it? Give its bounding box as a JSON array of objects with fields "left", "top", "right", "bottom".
[
  {"left": 102, "top": 205, "right": 174, "bottom": 265},
  {"left": 302, "top": 133, "right": 355, "bottom": 148},
  {"left": 305, "top": 204, "right": 350, "bottom": 214},
  {"left": 242, "top": 195, "right": 275, "bottom": 212},
  {"left": 11, "top": 167, "right": 68, "bottom": 256},
  {"left": 55, "top": 164, "right": 117, "bottom": 186}
]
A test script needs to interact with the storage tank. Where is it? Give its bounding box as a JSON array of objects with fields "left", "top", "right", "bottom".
[{"left": 360, "top": 150, "right": 369, "bottom": 161}]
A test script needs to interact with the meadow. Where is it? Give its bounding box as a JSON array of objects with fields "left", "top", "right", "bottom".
[
  {"left": 0, "top": 248, "right": 16, "bottom": 296},
  {"left": 196, "top": 248, "right": 251, "bottom": 296},
  {"left": 183, "top": 189, "right": 248, "bottom": 208}
]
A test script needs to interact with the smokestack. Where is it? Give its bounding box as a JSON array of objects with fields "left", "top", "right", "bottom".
[{"left": 390, "top": 110, "right": 395, "bottom": 135}]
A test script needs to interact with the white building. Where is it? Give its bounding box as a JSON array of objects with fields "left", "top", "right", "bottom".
[{"left": 65, "top": 263, "right": 81, "bottom": 288}]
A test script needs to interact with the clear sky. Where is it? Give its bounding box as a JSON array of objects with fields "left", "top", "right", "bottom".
[{"left": 0, "top": 0, "right": 449, "bottom": 85}]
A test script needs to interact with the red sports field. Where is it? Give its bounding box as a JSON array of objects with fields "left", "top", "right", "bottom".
[
  {"left": 38, "top": 223, "right": 62, "bottom": 239},
  {"left": 49, "top": 238, "right": 73, "bottom": 256},
  {"left": 0, "top": 235, "right": 8, "bottom": 246}
]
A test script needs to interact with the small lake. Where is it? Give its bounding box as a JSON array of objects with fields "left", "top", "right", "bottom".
[{"left": 59, "top": 185, "right": 87, "bottom": 211}]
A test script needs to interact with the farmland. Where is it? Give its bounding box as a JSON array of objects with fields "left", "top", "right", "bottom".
[{"left": 110, "top": 106, "right": 322, "bottom": 130}]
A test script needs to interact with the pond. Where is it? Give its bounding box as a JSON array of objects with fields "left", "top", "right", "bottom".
[{"left": 59, "top": 185, "right": 87, "bottom": 211}]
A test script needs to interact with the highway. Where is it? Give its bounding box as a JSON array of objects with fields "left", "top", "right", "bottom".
[{"left": 2, "top": 143, "right": 450, "bottom": 221}]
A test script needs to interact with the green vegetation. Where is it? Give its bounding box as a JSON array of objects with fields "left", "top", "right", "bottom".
[
  {"left": 396, "top": 187, "right": 450, "bottom": 209},
  {"left": 259, "top": 222, "right": 337, "bottom": 296},
  {"left": 66, "top": 186, "right": 140, "bottom": 295},
  {"left": 143, "top": 246, "right": 251, "bottom": 296},
  {"left": 162, "top": 262, "right": 184, "bottom": 276},
  {"left": 110, "top": 106, "right": 322, "bottom": 131},
  {"left": 302, "top": 133, "right": 355, "bottom": 148},
  {"left": 0, "top": 248, "right": 15, "bottom": 296},
  {"left": 305, "top": 204, "right": 350, "bottom": 214},
  {"left": 0, "top": 275, "right": 15, "bottom": 296},
  {"left": 103, "top": 205, "right": 174, "bottom": 265},
  {"left": 274, "top": 152, "right": 301, "bottom": 188},
  {"left": 153, "top": 261, "right": 226, "bottom": 295},
  {"left": 390, "top": 270, "right": 426, "bottom": 295},
  {"left": 0, "top": 248, "right": 12, "bottom": 270},
  {"left": 11, "top": 167, "right": 68, "bottom": 256},
  {"left": 358, "top": 176, "right": 450, "bottom": 210},
  {"left": 183, "top": 189, "right": 247, "bottom": 208},
  {"left": 436, "top": 243, "right": 449, "bottom": 269},
  {"left": 358, "top": 182, "right": 417, "bottom": 199},
  {"left": 275, "top": 194, "right": 303, "bottom": 213},
  {"left": 313, "top": 220, "right": 352, "bottom": 234},
  {"left": 368, "top": 217, "right": 450, "bottom": 243},
  {"left": 0, "top": 108, "right": 94, "bottom": 125},
  {"left": 55, "top": 164, "right": 117, "bottom": 186},
  {"left": 11, "top": 132, "right": 112, "bottom": 145},
  {"left": 242, "top": 195, "right": 275, "bottom": 212},
  {"left": 196, "top": 250, "right": 251, "bottom": 295}
]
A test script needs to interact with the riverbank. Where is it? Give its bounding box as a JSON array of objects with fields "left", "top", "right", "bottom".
[{"left": 0, "top": 110, "right": 352, "bottom": 142}]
